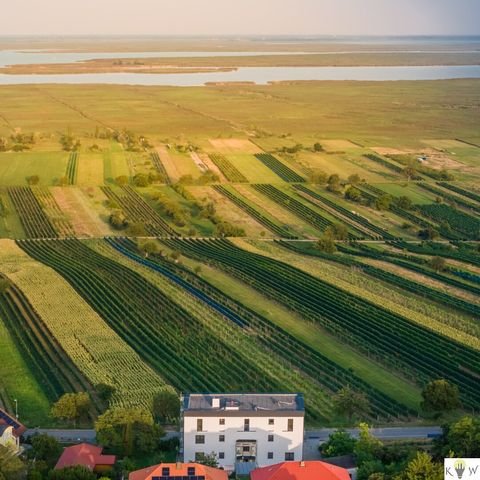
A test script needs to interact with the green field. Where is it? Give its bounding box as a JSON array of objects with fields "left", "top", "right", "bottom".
[{"left": 0, "top": 80, "right": 479, "bottom": 426}]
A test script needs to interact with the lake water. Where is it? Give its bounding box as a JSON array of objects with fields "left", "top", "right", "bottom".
[{"left": 0, "top": 65, "right": 479, "bottom": 86}]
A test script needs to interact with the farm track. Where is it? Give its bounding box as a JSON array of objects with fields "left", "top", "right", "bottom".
[{"left": 163, "top": 238, "right": 480, "bottom": 410}]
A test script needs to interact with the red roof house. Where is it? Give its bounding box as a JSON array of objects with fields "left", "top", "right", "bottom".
[
  {"left": 129, "top": 462, "right": 228, "bottom": 480},
  {"left": 0, "top": 408, "right": 26, "bottom": 452},
  {"left": 55, "top": 443, "right": 116, "bottom": 473},
  {"left": 251, "top": 461, "right": 351, "bottom": 480}
]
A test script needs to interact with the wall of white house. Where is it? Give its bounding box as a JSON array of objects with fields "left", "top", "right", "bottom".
[{"left": 183, "top": 415, "right": 304, "bottom": 471}]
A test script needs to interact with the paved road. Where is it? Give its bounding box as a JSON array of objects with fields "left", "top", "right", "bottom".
[
  {"left": 303, "top": 426, "right": 442, "bottom": 460},
  {"left": 25, "top": 426, "right": 441, "bottom": 447}
]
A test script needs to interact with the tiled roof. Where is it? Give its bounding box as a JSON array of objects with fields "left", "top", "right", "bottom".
[
  {"left": 0, "top": 408, "right": 26, "bottom": 437},
  {"left": 251, "top": 461, "right": 351, "bottom": 480},
  {"left": 55, "top": 443, "right": 116, "bottom": 471},
  {"left": 183, "top": 394, "right": 304, "bottom": 412},
  {"left": 129, "top": 462, "right": 228, "bottom": 480}
]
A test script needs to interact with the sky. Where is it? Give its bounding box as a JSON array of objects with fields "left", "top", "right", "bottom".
[{"left": 2, "top": 0, "right": 479, "bottom": 36}]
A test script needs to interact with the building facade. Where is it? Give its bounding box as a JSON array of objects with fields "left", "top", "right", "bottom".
[{"left": 181, "top": 394, "right": 304, "bottom": 473}]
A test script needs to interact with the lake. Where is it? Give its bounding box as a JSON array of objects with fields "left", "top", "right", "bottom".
[{"left": 0, "top": 65, "right": 479, "bottom": 86}]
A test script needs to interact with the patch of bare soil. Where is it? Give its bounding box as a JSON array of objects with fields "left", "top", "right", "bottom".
[{"left": 208, "top": 138, "right": 262, "bottom": 154}]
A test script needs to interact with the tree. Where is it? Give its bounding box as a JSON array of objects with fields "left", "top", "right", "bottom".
[
  {"left": 403, "top": 166, "right": 417, "bottom": 182},
  {"left": 95, "top": 383, "right": 116, "bottom": 405},
  {"left": 152, "top": 391, "right": 180, "bottom": 424},
  {"left": 418, "top": 227, "right": 439, "bottom": 240},
  {"left": 320, "top": 430, "right": 357, "bottom": 457},
  {"left": 26, "top": 175, "right": 40, "bottom": 185},
  {"left": 429, "top": 256, "right": 446, "bottom": 272},
  {"left": 433, "top": 416, "right": 480, "bottom": 459},
  {"left": 133, "top": 173, "right": 151, "bottom": 187},
  {"left": 215, "top": 222, "right": 245, "bottom": 237},
  {"left": 348, "top": 174, "right": 362, "bottom": 185},
  {"left": 140, "top": 240, "right": 160, "bottom": 258},
  {"left": 317, "top": 229, "right": 336, "bottom": 254},
  {"left": 0, "top": 445, "right": 26, "bottom": 480},
  {"left": 375, "top": 194, "right": 392, "bottom": 211},
  {"left": 29, "top": 434, "right": 62, "bottom": 469},
  {"left": 109, "top": 210, "right": 127, "bottom": 230},
  {"left": 400, "top": 451, "right": 443, "bottom": 480},
  {"left": 329, "top": 223, "right": 349, "bottom": 241},
  {"left": 127, "top": 222, "right": 147, "bottom": 237},
  {"left": 393, "top": 196, "right": 413, "bottom": 210},
  {"left": 421, "top": 380, "right": 461, "bottom": 414},
  {"left": 48, "top": 466, "right": 96, "bottom": 480},
  {"left": 51, "top": 392, "right": 91, "bottom": 426},
  {"left": 309, "top": 170, "right": 328, "bottom": 184},
  {"left": 333, "top": 387, "right": 370, "bottom": 421},
  {"left": 345, "top": 186, "right": 362, "bottom": 202},
  {"left": 354, "top": 423, "right": 383, "bottom": 466},
  {"left": 327, "top": 174, "right": 342, "bottom": 194},
  {"left": 356, "top": 460, "right": 384, "bottom": 480},
  {"left": 313, "top": 142, "right": 324, "bottom": 152},
  {"left": 115, "top": 175, "right": 129, "bottom": 186},
  {"left": 95, "top": 407, "right": 163, "bottom": 457}
]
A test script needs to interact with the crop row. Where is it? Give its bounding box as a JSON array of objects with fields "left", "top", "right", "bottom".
[
  {"left": 150, "top": 152, "right": 170, "bottom": 184},
  {"left": 364, "top": 154, "right": 420, "bottom": 178},
  {"left": 437, "top": 182, "right": 480, "bottom": 204},
  {"left": 213, "top": 185, "right": 296, "bottom": 238},
  {"left": 18, "top": 239, "right": 310, "bottom": 411},
  {"left": 209, "top": 154, "right": 248, "bottom": 183},
  {"left": 164, "top": 238, "right": 480, "bottom": 410},
  {"left": 112, "top": 237, "right": 414, "bottom": 419},
  {"left": 252, "top": 184, "right": 342, "bottom": 235},
  {"left": 8, "top": 187, "right": 58, "bottom": 239},
  {"left": 66, "top": 152, "right": 78, "bottom": 185},
  {"left": 418, "top": 204, "right": 480, "bottom": 240},
  {"left": 102, "top": 186, "right": 177, "bottom": 236},
  {"left": 254, "top": 154, "right": 305, "bottom": 183},
  {"left": 418, "top": 183, "right": 480, "bottom": 214},
  {"left": 293, "top": 184, "right": 394, "bottom": 239}
]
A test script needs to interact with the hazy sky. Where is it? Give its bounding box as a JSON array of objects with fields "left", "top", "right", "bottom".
[{"left": 2, "top": 0, "right": 480, "bottom": 36}]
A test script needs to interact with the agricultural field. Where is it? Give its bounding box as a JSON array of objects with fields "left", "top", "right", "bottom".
[{"left": 0, "top": 80, "right": 479, "bottom": 427}]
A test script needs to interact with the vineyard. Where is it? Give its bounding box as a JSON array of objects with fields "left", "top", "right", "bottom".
[
  {"left": 209, "top": 153, "right": 248, "bottom": 183},
  {"left": 150, "top": 151, "right": 170, "bottom": 184},
  {"left": 213, "top": 185, "right": 296, "bottom": 238},
  {"left": 254, "top": 154, "right": 306, "bottom": 182},
  {"left": 101, "top": 185, "right": 177, "bottom": 236},
  {"left": 162, "top": 238, "right": 480, "bottom": 410},
  {"left": 65, "top": 152, "right": 78, "bottom": 185},
  {"left": 438, "top": 182, "right": 480, "bottom": 203},
  {"left": 8, "top": 187, "right": 58, "bottom": 239},
  {"left": 253, "top": 184, "right": 346, "bottom": 235},
  {"left": 418, "top": 183, "right": 480, "bottom": 214}
]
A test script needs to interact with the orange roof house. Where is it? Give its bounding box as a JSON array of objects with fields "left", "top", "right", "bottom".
[
  {"left": 251, "top": 461, "right": 351, "bottom": 480},
  {"left": 55, "top": 443, "right": 116, "bottom": 473},
  {"left": 129, "top": 462, "right": 228, "bottom": 480}
]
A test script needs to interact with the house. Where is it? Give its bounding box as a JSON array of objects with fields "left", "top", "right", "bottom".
[
  {"left": 129, "top": 462, "right": 228, "bottom": 480},
  {"left": 54, "top": 443, "right": 116, "bottom": 474},
  {"left": 251, "top": 460, "right": 352, "bottom": 480},
  {"left": 181, "top": 393, "right": 305, "bottom": 473},
  {"left": 0, "top": 408, "right": 26, "bottom": 452}
]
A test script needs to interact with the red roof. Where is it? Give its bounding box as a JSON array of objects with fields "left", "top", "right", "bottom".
[
  {"left": 0, "top": 408, "right": 26, "bottom": 437},
  {"left": 129, "top": 463, "right": 228, "bottom": 480},
  {"left": 55, "top": 443, "right": 116, "bottom": 471},
  {"left": 251, "top": 461, "right": 351, "bottom": 480}
]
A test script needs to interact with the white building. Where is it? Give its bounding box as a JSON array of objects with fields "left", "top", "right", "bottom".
[{"left": 181, "top": 393, "right": 305, "bottom": 473}]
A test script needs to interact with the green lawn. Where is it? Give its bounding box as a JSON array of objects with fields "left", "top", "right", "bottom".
[
  {"left": 0, "top": 316, "right": 52, "bottom": 426},
  {"left": 374, "top": 183, "right": 436, "bottom": 205},
  {"left": 227, "top": 154, "right": 286, "bottom": 183},
  {"left": 0, "top": 151, "right": 68, "bottom": 186}
]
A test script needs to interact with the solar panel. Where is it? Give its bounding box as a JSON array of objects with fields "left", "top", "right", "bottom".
[{"left": 0, "top": 410, "right": 21, "bottom": 430}]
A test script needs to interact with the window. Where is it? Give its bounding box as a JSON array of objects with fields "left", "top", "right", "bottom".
[
  {"left": 197, "top": 418, "right": 203, "bottom": 432},
  {"left": 268, "top": 434, "right": 274, "bottom": 442},
  {"left": 219, "top": 452, "right": 225, "bottom": 459},
  {"left": 268, "top": 452, "right": 274, "bottom": 460},
  {"left": 162, "top": 468, "right": 170, "bottom": 476},
  {"left": 194, "top": 453, "right": 204, "bottom": 462},
  {"left": 219, "top": 434, "right": 225, "bottom": 442},
  {"left": 244, "top": 418, "right": 250, "bottom": 432},
  {"left": 243, "top": 446, "right": 250, "bottom": 453},
  {"left": 195, "top": 435, "right": 205, "bottom": 444},
  {"left": 219, "top": 418, "right": 225, "bottom": 425},
  {"left": 287, "top": 418, "right": 294, "bottom": 432},
  {"left": 268, "top": 418, "right": 274, "bottom": 425},
  {"left": 285, "top": 452, "right": 295, "bottom": 461},
  {"left": 188, "top": 467, "right": 196, "bottom": 476}
]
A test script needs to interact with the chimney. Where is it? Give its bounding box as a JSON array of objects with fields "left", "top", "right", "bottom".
[
  {"left": 212, "top": 397, "right": 220, "bottom": 408},
  {"left": 300, "top": 462, "right": 305, "bottom": 467}
]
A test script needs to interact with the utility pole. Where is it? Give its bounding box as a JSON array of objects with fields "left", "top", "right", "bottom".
[{"left": 14, "top": 399, "right": 18, "bottom": 419}]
